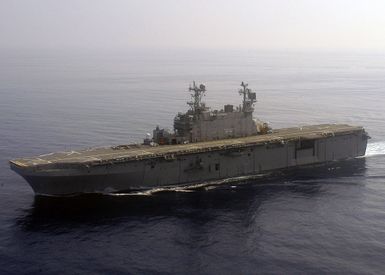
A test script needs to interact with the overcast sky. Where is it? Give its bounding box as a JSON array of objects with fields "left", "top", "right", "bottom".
[{"left": 1, "top": 0, "right": 385, "bottom": 51}]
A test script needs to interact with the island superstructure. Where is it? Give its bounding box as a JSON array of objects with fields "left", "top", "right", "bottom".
[
  {"left": 10, "top": 82, "right": 369, "bottom": 196},
  {"left": 147, "top": 82, "right": 268, "bottom": 146}
]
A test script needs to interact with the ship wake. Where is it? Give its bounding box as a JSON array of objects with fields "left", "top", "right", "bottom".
[
  {"left": 109, "top": 174, "right": 270, "bottom": 196},
  {"left": 365, "top": 142, "right": 385, "bottom": 157}
]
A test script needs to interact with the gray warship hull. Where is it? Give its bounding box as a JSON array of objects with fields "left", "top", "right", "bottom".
[{"left": 10, "top": 124, "right": 368, "bottom": 196}]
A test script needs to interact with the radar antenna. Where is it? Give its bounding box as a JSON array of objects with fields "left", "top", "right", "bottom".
[
  {"left": 187, "top": 81, "right": 206, "bottom": 114},
  {"left": 239, "top": 81, "right": 257, "bottom": 112}
]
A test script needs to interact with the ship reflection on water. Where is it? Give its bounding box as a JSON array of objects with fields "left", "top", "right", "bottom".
[{"left": 18, "top": 158, "right": 367, "bottom": 231}]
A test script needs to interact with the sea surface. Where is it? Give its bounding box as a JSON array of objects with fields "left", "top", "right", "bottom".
[{"left": 0, "top": 49, "right": 385, "bottom": 274}]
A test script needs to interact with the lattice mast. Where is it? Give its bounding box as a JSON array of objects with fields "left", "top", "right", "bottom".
[
  {"left": 239, "top": 81, "right": 257, "bottom": 113},
  {"left": 187, "top": 81, "right": 206, "bottom": 115}
]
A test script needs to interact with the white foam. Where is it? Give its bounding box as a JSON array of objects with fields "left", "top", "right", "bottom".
[
  {"left": 365, "top": 142, "right": 385, "bottom": 157},
  {"left": 108, "top": 173, "right": 270, "bottom": 196}
]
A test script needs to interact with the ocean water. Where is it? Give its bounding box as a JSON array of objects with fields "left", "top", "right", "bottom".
[{"left": 0, "top": 49, "right": 385, "bottom": 274}]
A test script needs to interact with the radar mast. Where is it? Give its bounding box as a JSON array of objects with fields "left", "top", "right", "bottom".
[
  {"left": 239, "top": 81, "right": 257, "bottom": 113},
  {"left": 187, "top": 81, "right": 206, "bottom": 114}
]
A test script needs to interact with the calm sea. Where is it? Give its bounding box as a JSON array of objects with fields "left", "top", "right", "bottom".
[{"left": 0, "top": 49, "right": 385, "bottom": 274}]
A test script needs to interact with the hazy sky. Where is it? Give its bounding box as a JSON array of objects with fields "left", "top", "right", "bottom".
[{"left": 1, "top": 0, "right": 385, "bottom": 51}]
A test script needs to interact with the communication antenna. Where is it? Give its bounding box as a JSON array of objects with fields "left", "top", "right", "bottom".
[
  {"left": 239, "top": 81, "right": 257, "bottom": 112},
  {"left": 187, "top": 81, "right": 206, "bottom": 114}
]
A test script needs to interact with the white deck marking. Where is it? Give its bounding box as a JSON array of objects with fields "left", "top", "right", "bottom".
[
  {"left": 38, "top": 152, "right": 54, "bottom": 157},
  {"left": 66, "top": 151, "right": 81, "bottom": 156}
]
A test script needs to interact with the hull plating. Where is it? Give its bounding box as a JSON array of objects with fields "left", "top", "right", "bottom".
[{"left": 12, "top": 132, "right": 368, "bottom": 196}]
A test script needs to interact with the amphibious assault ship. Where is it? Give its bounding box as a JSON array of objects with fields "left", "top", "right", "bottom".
[{"left": 10, "top": 82, "right": 369, "bottom": 196}]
